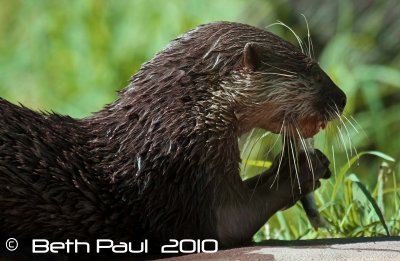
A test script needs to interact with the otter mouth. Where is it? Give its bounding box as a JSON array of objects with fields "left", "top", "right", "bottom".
[{"left": 298, "top": 117, "right": 328, "bottom": 138}]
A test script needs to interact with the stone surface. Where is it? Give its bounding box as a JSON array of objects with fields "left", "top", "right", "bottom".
[{"left": 160, "top": 237, "right": 400, "bottom": 261}]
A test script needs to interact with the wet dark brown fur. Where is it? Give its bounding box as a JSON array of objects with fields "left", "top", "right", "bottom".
[{"left": 0, "top": 22, "right": 345, "bottom": 251}]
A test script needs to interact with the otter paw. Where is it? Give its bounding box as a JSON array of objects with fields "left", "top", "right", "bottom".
[
  {"left": 270, "top": 149, "right": 331, "bottom": 208},
  {"left": 296, "top": 149, "right": 331, "bottom": 196}
]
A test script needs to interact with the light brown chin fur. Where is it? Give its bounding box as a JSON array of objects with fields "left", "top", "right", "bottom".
[
  {"left": 239, "top": 113, "right": 326, "bottom": 139},
  {"left": 298, "top": 117, "right": 327, "bottom": 138}
]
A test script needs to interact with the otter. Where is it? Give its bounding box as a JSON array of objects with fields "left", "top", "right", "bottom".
[{"left": 0, "top": 22, "right": 345, "bottom": 251}]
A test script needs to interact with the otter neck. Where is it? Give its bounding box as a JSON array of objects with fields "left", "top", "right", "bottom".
[
  {"left": 85, "top": 94, "right": 243, "bottom": 239},
  {"left": 86, "top": 92, "right": 242, "bottom": 181}
]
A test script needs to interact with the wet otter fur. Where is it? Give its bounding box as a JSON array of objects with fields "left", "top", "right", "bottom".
[{"left": 0, "top": 22, "right": 345, "bottom": 251}]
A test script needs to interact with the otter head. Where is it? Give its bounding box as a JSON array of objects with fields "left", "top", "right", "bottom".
[
  {"left": 232, "top": 38, "right": 346, "bottom": 138},
  {"left": 118, "top": 22, "right": 346, "bottom": 140}
]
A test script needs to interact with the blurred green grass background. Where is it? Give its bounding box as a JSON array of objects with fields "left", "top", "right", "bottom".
[{"left": 0, "top": 0, "right": 399, "bottom": 240}]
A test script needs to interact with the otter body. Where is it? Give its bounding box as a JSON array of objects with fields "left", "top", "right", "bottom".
[{"left": 0, "top": 22, "right": 345, "bottom": 249}]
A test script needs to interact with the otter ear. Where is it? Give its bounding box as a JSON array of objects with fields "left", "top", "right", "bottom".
[{"left": 243, "top": 42, "right": 262, "bottom": 71}]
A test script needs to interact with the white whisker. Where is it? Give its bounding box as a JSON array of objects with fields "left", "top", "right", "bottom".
[
  {"left": 257, "top": 72, "right": 297, "bottom": 78},
  {"left": 342, "top": 114, "right": 359, "bottom": 134},
  {"left": 243, "top": 129, "right": 267, "bottom": 173},
  {"left": 334, "top": 111, "right": 354, "bottom": 157},
  {"left": 336, "top": 125, "right": 350, "bottom": 168},
  {"left": 261, "top": 61, "right": 298, "bottom": 75},
  {"left": 331, "top": 145, "right": 337, "bottom": 178},
  {"left": 333, "top": 104, "right": 359, "bottom": 161},
  {"left": 296, "top": 127, "right": 315, "bottom": 190},
  {"left": 270, "top": 121, "right": 286, "bottom": 189},
  {"left": 350, "top": 115, "right": 367, "bottom": 136},
  {"left": 249, "top": 123, "right": 285, "bottom": 198},
  {"left": 242, "top": 128, "right": 256, "bottom": 154},
  {"left": 289, "top": 128, "right": 301, "bottom": 194},
  {"left": 265, "top": 21, "right": 307, "bottom": 55},
  {"left": 301, "top": 14, "right": 313, "bottom": 58}
]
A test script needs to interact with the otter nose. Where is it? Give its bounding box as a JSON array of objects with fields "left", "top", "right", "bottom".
[
  {"left": 327, "top": 82, "right": 346, "bottom": 113},
  {"left": 324, "top": 89, "right": 346, "bottom": 114},
  {"left": 337, "top": 94, "right": 346, "bottom": 111},
  {"left": 331, "top": 93, "right": 346, "bottom": 114},
  {"left": 318, "top": 70, "right": 347, "bottom": 114}
]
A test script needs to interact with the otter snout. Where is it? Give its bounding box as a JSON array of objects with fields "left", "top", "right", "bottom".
[
  {"left": 318, "top": 72, "right": 346, "bottom": 115},
  {"left": 329, "top": 83, "right": 346, "bottom": 114}
]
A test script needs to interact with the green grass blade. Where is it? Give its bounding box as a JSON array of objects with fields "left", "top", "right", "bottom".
[
  {"left": 347, "top": 174, "right": 390, "bottom": 236},
  {"left": 242, "top": 159, "right": 272, "bottom": 168},
  {"left": 355, "top": 65, "right": 400, "bottom": 88},
  {"left": 276, "top": 211, "right": 290, "bottom": 240},
  {"left": 394, "top": 171, "right": 398, "bottom": 212},
  {"left": 331, "top": 151, "right": 395, "bottom": 201},
  {"left": 339, "top": 203, "right": 353, "bottom": 229}
]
